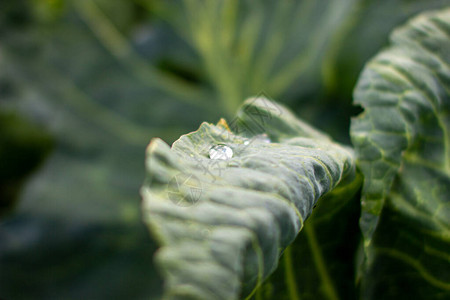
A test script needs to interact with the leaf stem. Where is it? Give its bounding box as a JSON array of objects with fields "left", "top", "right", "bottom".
[
  {"left": 305, "top": 223, "right": 339, "bottom": 300},
  {"left": 284, "top": 246, "right": 300, "bottom": 300}
]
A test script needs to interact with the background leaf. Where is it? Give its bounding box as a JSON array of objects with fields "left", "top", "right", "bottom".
[
  {"left": 350, "top": 8, "right": 450, "bottom": 299},
  {"left": 142, "top": 98, "right": 359, "bottom": 299}
]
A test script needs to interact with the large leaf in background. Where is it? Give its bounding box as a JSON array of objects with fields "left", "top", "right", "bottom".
[
  {"left": 146, "top": 0, "right": 449, "bottom": 142},
  {"left": 142, "top": 98, "right": 359, "bottom": 299},
  {"left": 350, "top": 8, "right": 450, "bottom": 299},
  {"left": 146, "top": 0, "right": 358, "bottom": 115},
  {"left": 0, "top": 0, "right": 206, "bottom": 298}
]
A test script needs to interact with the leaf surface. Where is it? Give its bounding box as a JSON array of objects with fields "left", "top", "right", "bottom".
[
  {"left": 350, "top": 8, "right": 450, "bottom": 299},
  {"left": 142, "top": 98, "right": 358, "bottom": 299}
]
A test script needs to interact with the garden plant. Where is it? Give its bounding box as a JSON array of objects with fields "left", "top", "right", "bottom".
[{"left": 0, "top": 1, "right": 448, "bottom": 300}]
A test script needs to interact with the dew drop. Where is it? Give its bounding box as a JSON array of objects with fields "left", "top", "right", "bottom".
[{"left": 209, "top": 145, "right": 233, "bottom": 160}]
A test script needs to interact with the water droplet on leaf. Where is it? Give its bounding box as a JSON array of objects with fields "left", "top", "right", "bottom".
[{"left": 209, "top": 145, "right": 233, "bottom": 160}]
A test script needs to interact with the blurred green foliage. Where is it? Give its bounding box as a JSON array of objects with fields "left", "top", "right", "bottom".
[
  {"left": 0, "top": 112, "right": 53, "bottom": 215},
  {"left": 0, "top": 0, "right": 448, "bottom": 299}
]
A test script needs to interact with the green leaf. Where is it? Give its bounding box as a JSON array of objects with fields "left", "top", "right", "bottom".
[
  {"left": 253, "top": 172, "right": 362, "bottom": 300},
  {"left": 350, "top": 8, "right": 450, "bottom": 298},
  {"left": 0, "top": 1, "right": 189, "bottom": 298},
  {"left": 142, "top": 97, "right": 358, "bottom": 299},
  {"left": 148, "top": 0, "right": 360, "bottom": 115}
]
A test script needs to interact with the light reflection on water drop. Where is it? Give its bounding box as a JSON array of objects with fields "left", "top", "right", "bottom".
[{"left": 209, "top": 145, "right": 233, "bottom": 160}]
